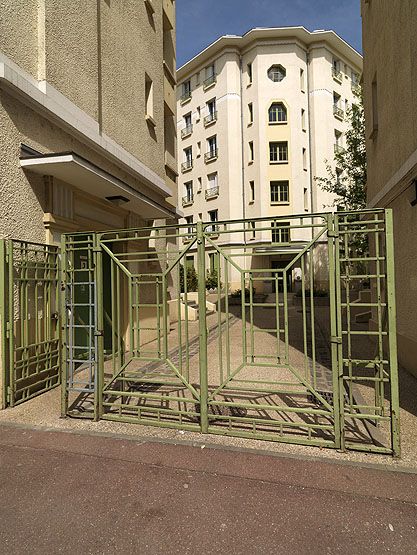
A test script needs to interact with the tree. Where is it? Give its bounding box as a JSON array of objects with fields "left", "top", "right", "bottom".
[{"left": 316, "top": 95, "right": 367, "bottom": 211}]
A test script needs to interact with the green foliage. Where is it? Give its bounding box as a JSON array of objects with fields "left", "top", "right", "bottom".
[
  {"left": 230, "top": 288, "right": 251, "bottom": 299},
  {"left": 315, "top": 95, "right": 367, "bottom": 211},
  {"left": 206, "top": 269, "right": 221, "bottom": 290},
  {"left": 179, "top": 264, "right": 198, "bottom": 293}
]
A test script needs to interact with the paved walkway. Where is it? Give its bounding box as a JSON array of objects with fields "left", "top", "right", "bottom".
[{"left": 0, "top": 424, "right": 416, "bottom": 554}]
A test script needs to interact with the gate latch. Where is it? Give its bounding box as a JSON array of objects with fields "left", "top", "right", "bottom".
[
  {"left": 327, "top": 230, "right": 339, "bottom": 238},
  {"left": 331, "top": 336, "right": 342, "bottom": 344},
  {"left": 94, "top": 330, "right": 104, "bottom": 337}
]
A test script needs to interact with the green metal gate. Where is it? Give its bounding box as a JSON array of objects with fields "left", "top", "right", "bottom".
[
  {"left": 61, "top": 209, "right": 400, "bottom": 455},
  {"left": 0, "top": 239, "right": 60, "bottom": 407}
]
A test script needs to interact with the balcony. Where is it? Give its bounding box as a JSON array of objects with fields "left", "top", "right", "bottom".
[
  {"left": 205, "top": 186, "right": 219, "bottom": 200},
  {"left": 182, "top": 194, "right": 194, "bottom": 207},
  {"left": 180, "top": 91, "right": 192, "bottom": 104},
  {"left": 351, "top": 83, "right": 361, "bottom": 96},
  {"left": 181, "top": 124, "right": 193, "bottom": 139},
  {"left": 333, "top": 105, "right": 344, "bottom": 120},
  {"left": 204, "top": 149, "right": 218, "bottom": 163},
  {"left": 204, "top": 111, "right": 217, "bottom": 127},
  {"left": 203, "top": 74, "right": 217, "bottom": 90},
  {"left": 334, "top": 144, "right": 345, "bottom": 155},
  {"left": 332, "top": 68, "right": 343, "bottom": 83},
  {"left": 181, "top": 159, "right": 193, "bottom": 172}
]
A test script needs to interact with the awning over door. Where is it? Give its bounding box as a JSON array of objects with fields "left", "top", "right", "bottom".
[{"left": 20, "top": 151, "right": 178, "bottom": 219}]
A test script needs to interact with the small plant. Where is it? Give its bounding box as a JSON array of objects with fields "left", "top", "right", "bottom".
[
  {"left": 179, "top": 264, "right": 198, "bottom": 292},
  {"left": 206, "top": 269, "right": 221, "bottom": 290},
  {"left": 230, "top": 288, "right": 252, "bottom": 299}
]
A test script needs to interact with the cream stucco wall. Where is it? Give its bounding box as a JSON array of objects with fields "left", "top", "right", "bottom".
[
  {"left": 362, "top": 0, "right": 417, "bottom": 377},
  {"left": 176, "top": 28, "right": 362, "bottom": 291}
]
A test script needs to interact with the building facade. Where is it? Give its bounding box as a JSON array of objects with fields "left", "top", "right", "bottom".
[
  {"left": 176, "top": 27, "right": 362, "bottom": 291},
  {"left": 361, "top": 0, "right": 417, "bottom": 377},
  {"left": 0, "top": 0, "right": 178, "bottom": 244}
]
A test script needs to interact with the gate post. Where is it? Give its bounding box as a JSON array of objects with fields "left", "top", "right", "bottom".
[
  {"left": 60, "top": 234, "right": 68, "bottom": 417},
  {"left": 94, "top": 235, "right": 104, "bottom": 421},
  {"left": 385, "top": 209, "right": 400, "bottom": 457},
  {"left": 0, "top": 240, "right": 7, "bottom": 409},
  {"left": 327, "top": 214, "right": 343, "bottom": 450},
  {"left": 196, "top": 221, "right": 208, "bottom": 433}
]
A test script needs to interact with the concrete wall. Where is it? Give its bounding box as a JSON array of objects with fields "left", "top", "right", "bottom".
[{"left": 362, "top": 0, "right": 417, "bottom": 377}]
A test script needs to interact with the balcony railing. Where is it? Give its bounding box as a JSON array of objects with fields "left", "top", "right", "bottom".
[
  {"left": 205, "top": 185, "right": 219, "bottom": 199},
  {"left": 351, "top": 83, "right": 361, "bottom": 96},
  {"left": 206, "top": 223, "right": 219, "bottom": 235},
  {"left": 180, "top": 90, "right": 192, "bottom": 104},
  {"left": 203, "top": 74, "right": 217, "bottom": 90},
  {"left": 334, "top": 144, "right": 345, "bottom": 155},
  {"left": 181, "top": 124, "right": 193, "bottom": 138},
  {"left": 182, "top": 194, "right": 194, "bottom": 207},
  {"left": 204, "top": 149, "right": 218, "bottom": 163},
  {"left": 181, "top": 159, "right": 193, "bottom": 172},
  {"left": 204, "top": 111, "right": 217, "bottom": 126},
  {"left": 333, "top": 105, "right": 344, "bottom": 120},
  {"left": 332, "top": 68, "right": 343, "bottom": 83}
]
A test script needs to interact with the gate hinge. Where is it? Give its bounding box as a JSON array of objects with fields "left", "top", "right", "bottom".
[
  {"left": 331, "top": 336, "right": 342, "bottom": 344},
  {"left": 327, "top": 230, "right": 339, "bottom": 238},
  {"left": 94, "top": 330, "right": 104, "bottom": 337}
]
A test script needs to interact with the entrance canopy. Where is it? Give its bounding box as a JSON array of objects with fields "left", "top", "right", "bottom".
[{"left": 20, "top": 151, "right": 177, "bottom": 219}]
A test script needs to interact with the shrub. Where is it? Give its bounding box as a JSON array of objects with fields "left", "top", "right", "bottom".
[
  {"left": 206, "top": 269, "right": 221, "bottom": 290},
  {"left": 179, "top": 264, "right": 198, "bottom": 292}
]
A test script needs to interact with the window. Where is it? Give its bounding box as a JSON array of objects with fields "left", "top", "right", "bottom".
[
  {"left": 185, "top": 215, "right": 193, "bottom": 238},
  {"left": 209, "top": 252, "right": 219, "bottom": 273},
  {"left": 181, "top": 79, "right": 191, "bottom": 101},
  {"left": 196, "top": 106, "right": 201, "bottom": 120},
  {"left": 206, "top": 172, "right": 219, "bottom": 198},
  {"left": 197, "top": 176, "right": 202, "bottom": 192},
  {"left": 205, "top": 98, "right": 217, "bottom": 125},
  {"left": 270, "top": 181, "right": 289, "bottom": 204},
  {"left": 184, "top": 181, "right": 193, "bottom": 202},
  {"left": 302, "top": 148, "right": 307, "bottom": 171},
  {"left": 204, "top": 63, "right": 216, "bottom": 88},
  {"left": 182, "top": 146, "right": 193, "bottom": 171},
  {"left": 195, "top": 71, "right": 200, "bottom": 85},
  {"left": 351, "top": 71, "right": 359, "bottom": 85},
  {"left": 250, "top": 221, "right": 256, "bottom": 239},
  {"left": 249, "top": 141, "right": 254, "bottom": 163},
  {"left": 247, "top": 63, "right": 252, "bottom": 84},
  {"left": 145, "top": 74, "right": 154, "bottom": 122},
  {"left": 269, "top": 102, "right": 287, "bottom": 124},
  {"left": 206, "top": 136, "right": 217, "bottom": 159},
  {"left": 301, "top": 109, "right": 306, "bottom": 131},
  {"left": 249, "top": 180, "right": 255, "bottom": 202},
  {"left": 208, "top": 209, "right": 218, "bottom": 233},
  {"left": 332, "top": 59, "right": 342, "bottom": 82},
  {"left": 181, "top": 112, "right": 192, "bottom": 137},
  {"left": 271, "top": 221, "right": 290, "bottom": 244},
  {"left": 333, "top": 92, "right": 343, "bottom": 119},
  {"left": 269, "top": 142, "right": 288, "bottom": 163},
  {"left": 304, "top": 188, "right": 308, "bottom": 211},
  {"left": 197, "top": 141, "right": 201, "bottom": 157},
  {"left": 300, "top": 68, "right": 305, "bottom": 91},
  {"left": 248, "top": 103, "right": 253, "bottom": 124},
  {"left": 185, "top": 255, "right": 194, "bottom": 270},
  {"left": 334, "top": 130, "right": 343, "bottom": 154},
  {"left": 268, "top": 64, "right": 286, "bottom": 82}
]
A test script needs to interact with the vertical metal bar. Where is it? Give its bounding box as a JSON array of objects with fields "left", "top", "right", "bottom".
[
  {"left": 275, "top": 272, "right": 280, "bottom": 363},
  {"left": 197, "top": 221, "right": 208, "bottom": 433},
  {"left": 301, "top": 256, "right": 308, "bottom": 379},
  {"left": 7, "top": 241, "right": 15, "bottom": 407},
  {"left": 327, "top": 214, "right": 341, "bottom": 448},
  {"left": 95, "top": 236, "right": 104, "bottom": 421},
  {"left": 249, "top": 273, "right": 254, "bottom": 362},
  {"left": 217, "top": 255, "right": 223, "bottom": 383},
  {"left": 224, "top": 258, "right": 231, "bottom": 378},
  {"left": 111, "top": 259, "right": 116, "bottom": 375},
  {"left": 241, "top": 271, "right": 247, "bottom": 364},
  {"left": 385, "top": 209, "right": 400, "bottom": 457},
  {"left": 184, "top": 259, "right": 190, "bottom": 381},
  {"left": 60, "top": 235, "right": 68, "bottom": 416},
  {"left": 334, "top": 214, "right": 345, "bottom": 451},
  {"left": 374, "top": 215, "right": 384, "bottom": 417},
  {"left": 0, "top": 240, "right": 8, "bottom": 409},
  {"left": 283, "top": 271, "right": 289, "bottom": 364},
  {"left": 162, "top": 273, "right": 169, "bottom": 359}
]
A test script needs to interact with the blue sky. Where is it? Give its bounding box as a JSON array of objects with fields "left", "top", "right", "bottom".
[{"left": 176, "top": 0, "right": 362, "bottom": 68}]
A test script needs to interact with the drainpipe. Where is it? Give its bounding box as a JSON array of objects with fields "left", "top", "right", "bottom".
[{"left": 306, "top": 51, "right": 315, "bottom": 240}]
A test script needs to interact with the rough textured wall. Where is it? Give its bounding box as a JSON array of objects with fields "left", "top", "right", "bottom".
[
  {"left": 0, "top": 91, "right": 46, "bottom": 242},
  {"left": 0, "top": 0, "right": 38, "bottom": 77},
  {"left": 100, "top": 0, "right": 165, "bottom": 180},
  {"left": 362, "top": 0, "right": 417, "bottom": 202},
  {"left": 44, "top": 0, "right": 99, "bottom": 120}
]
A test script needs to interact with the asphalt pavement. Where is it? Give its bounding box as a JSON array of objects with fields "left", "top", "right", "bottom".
[{"left": 0, "top": 424, "right": 416, "bottom": 554}]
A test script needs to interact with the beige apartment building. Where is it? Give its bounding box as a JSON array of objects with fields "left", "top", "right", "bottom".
[
  {"left": 362, "top": 0, "right": 417, "bottom": 377},
  {"left": 0, "top": 0, "right": 178, "bottom": 244},
  {"left": 176, "top": 27, "right": 362, "bottom": 291}
]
